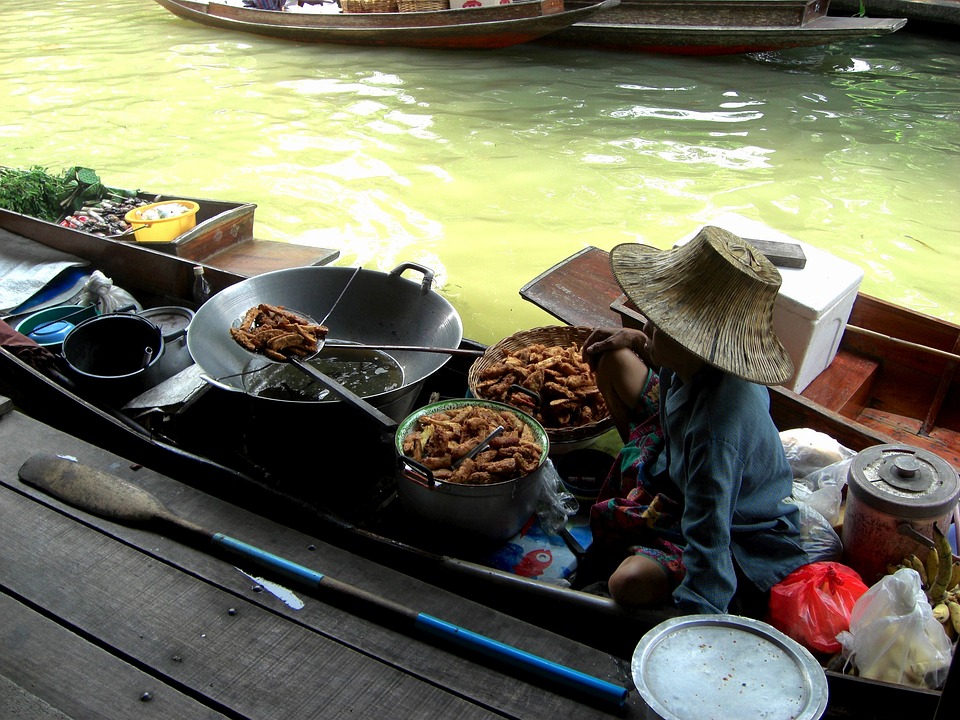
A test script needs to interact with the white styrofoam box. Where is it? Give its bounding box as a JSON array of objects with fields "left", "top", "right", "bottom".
[
  {"left": 450, "top": 0, "right": 512, "bottom": 6},
  {"left": 674, "top": 213, "right": 864, "bottom": 392}
]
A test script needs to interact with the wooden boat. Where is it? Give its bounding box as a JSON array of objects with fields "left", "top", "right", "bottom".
[
  {"left": 829, "top": 0, "right": 960, "bottom": 31},
  {"left": 0, "top": 207, "right": 953, "bottom": 718},
  {"left": 521, "top": 245, "right": 960, "bottom": 472},
  {"left": 152, "top": 0, "right": 620, "bottom": 50},
  {"left": 542, "top": 0, "right": 907, "bottom": 55}
]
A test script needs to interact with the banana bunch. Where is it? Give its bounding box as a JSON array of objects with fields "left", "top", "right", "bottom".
[{"left": 888, "top": 524, "right": 960, "bottom": 640}]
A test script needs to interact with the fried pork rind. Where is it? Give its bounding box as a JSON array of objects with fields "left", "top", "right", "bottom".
[
  {"left": 402, "top": 405, "right": 543, "bottom": 486},
  {"left": 229, "top": 304, "right": 329, "bottom": 362},
  {"left": 474, "top": 342, "right": 607, "bottom": 431}
]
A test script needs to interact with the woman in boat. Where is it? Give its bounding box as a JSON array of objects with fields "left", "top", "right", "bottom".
[{"left": 580, "top": 226, "right": 809, "bottom": 617}]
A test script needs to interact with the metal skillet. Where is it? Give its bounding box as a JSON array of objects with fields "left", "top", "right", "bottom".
[{"left": 203, "top": 267, "right": 398, "bottom": 434}]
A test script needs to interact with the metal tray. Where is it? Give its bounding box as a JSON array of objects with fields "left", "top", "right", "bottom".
[{"left": 631, "top": 614, "right": 829, "bottom": 720}]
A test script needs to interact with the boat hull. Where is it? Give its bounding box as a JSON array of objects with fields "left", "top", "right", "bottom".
[
  {"left": 153, "top": 0, "right": 619, "bottom": 49},
  {"left": 0, "top": 208, "right": 953, "bottom": 716},
  {"left": 545, "top": 0, "right": 906, "bottom": 55}
]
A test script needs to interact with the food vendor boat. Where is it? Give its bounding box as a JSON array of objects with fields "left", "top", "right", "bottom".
[
  {"left": 0, "top": 203, "right": 956, "bottom": 719},
  {"left": 151, "top": 0, "right": 619, "bottom": 50},
  {"left": 543, "top": 0, "right": 907, "bottom": 55}
]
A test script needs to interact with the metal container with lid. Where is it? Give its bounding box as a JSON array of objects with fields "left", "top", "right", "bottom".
[
  {"left": 631, "top": 614, "right": 828, "bottom": 720},
  {"left": 139, "top": 306, "right": 195, "bottom": 381},
  {"left": 841, "top": 443, "right": 959, "bottom": 584}
]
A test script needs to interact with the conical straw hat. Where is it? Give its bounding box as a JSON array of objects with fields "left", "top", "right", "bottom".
[{"left": 610, "top": 226, "right": 794, "bottom": 386}]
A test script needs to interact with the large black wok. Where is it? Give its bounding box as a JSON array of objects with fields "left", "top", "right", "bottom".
[{"left": 187, "top": 262, "right": 463, "bottom": 425}]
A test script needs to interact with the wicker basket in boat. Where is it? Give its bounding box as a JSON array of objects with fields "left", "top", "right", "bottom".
[
  {"left": 341, "top": 0, "right": 398, "bottom": 12},
  {"left": 398, "top": 0, "right": 449, "bottom": 10},
  {"left": 468, "top": 325, "right": 614, "bottom": 446}
]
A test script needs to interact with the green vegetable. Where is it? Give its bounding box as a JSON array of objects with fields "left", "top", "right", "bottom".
[
  {"left": 0, "top": 165, "right": 140, "bottom": 221},
  {"left": 0, "top": 165, "right": 71, "bottom": 221}
]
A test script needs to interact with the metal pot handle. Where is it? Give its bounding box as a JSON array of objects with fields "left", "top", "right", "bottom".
[
  {"left": 199, "top": 373, "right": 243, "bottom": 394},
  {"left": 388, "top": 262, "right": 435, "bottom": 295},
  {"left": 397, "top": 455, "right": 440, "bottom": 490}
]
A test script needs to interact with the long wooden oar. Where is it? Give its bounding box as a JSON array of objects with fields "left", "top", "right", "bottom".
[{"left": 18, "top": 453, "right": 628, "bottom": 710}]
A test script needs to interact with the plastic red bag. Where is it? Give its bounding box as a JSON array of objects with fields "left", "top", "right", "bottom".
[{"left": 767, "top": 561, "right": 869, "bottom": 654}]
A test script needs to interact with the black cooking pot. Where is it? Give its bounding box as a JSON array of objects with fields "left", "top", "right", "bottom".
[
  {"left": 61, "top": 313, "right": 165, "bottom": 405},
  {"left": 186, "top": 262, "right": 463, "bottom": 424}
]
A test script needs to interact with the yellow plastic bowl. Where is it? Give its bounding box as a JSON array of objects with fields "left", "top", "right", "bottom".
[{"left": 124, "top": 200, "right": 199, "bottom": 243}]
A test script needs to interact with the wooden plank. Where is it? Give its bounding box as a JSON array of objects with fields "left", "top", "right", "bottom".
[
  {"left": 519, "top": 247, "right": 623, "bottom": 329},
  {"left": 0, "top": 594, "right": 227, "bottom": 720},
  {"left": 203, "top": 239, "right": 339, "bottom": 276},
  {"left": 0, "top": 488, "right": 502, "bottom": 720},
  {"left": 0, "top": 409, "right": 640, "bottom": 718},
  {"left": 801, "top": 349, "right": 878, "bottom": 414}
]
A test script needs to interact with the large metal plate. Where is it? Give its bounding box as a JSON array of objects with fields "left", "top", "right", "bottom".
[{"left": 631, "top": 614, "right": 828, "bottom": 720}]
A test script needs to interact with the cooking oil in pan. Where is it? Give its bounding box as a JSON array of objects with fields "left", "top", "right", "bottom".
[{"left": 244, "top": 347, "right": 403, "bottom": 401}]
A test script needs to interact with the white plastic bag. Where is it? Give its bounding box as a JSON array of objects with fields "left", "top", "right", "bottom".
[
  {"left": 791, "top": 457, "right": 852, "bottom": 527},
  {"left": 536, "top": 459, "right": 578, "bottom": 534},
  {"left": 76, "top": 270, "right": 142, "bottom": 313},
  {"left": 780, "top": 428, "right": 855, "bottom": 479},
  {"left": 790, "top": 498, "right": 843, "bottom": 563},
  {"left": 837, "top": 568, "right": 953, "bottom": 689}
]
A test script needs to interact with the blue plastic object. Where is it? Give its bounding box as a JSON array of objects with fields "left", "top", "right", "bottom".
[{"left": 212, "top": 532, "right": 628, "bottom": 709}]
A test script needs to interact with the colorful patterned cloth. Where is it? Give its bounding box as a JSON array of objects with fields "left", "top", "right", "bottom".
[{"left": 588, "top": 373, "right": 688, "bottom": 590}]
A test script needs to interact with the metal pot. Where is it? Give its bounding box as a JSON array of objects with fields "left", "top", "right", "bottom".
[
  {"left": 61, "top": 313, "right": 165, "bottom": 405},
  {"left": 186, "top": 263, "right": 462, "bottom": 423},
  {"left": 138, "top": 306, "right": 195, "bottom": 381},
  {"left": 395, "top": 399, "right": 550, "bottom": 541},
  {"left": 841, "top": 443, "right": 959, "bottom": 584}
]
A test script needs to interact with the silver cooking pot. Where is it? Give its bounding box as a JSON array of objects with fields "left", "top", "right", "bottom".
[
  {"left": 395, "top": 399, "right": 550, "bottom": 541},
  {"left": 186, "top": 262, "right": 463, "bottom": 424}
]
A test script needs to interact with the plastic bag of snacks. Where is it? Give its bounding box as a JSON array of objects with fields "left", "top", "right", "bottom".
[
  {"left": 768, "top": 561, "right": 868, "bottom": 654},
  {"left": 837, "top": 568, "right": 953, "bottom": 688}
]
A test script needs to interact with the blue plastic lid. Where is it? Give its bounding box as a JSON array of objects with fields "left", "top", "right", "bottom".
[{"left": 28, "top": 320, "right": 74, "bottom": 345}]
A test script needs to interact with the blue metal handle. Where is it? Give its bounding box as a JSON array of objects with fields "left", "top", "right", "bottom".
[
  {"left": 415, "top": 614, "right": 628, "bottom": 709},
  {"left": 213, "top": 533, "right": 325, "bottom": 587},
  {"left": 213, "top": 533, "right": 628, "bottom": 709}
]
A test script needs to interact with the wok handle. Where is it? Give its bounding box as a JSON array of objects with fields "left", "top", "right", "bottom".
[
  {"left": 199, "top": 373, "right": 243, "bottom": 394},
  {"left": 290, "top": 357, "right": 397, "bottom": 434},
  {"left": 388, "top": 261, "right": 434, "bottom": 295}
]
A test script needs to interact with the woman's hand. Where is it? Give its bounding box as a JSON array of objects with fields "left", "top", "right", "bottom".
[{"left": 582, "top": 327, "right": 651, "bottom": 369}]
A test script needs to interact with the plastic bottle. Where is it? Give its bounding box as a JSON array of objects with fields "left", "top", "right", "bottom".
[{"left": 192, "top": 266, "right": 212, "bottom": 306}]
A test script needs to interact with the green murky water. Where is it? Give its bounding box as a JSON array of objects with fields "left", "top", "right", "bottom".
[{"left": 3, "top": 0, "right": 958, "bottom": 343}]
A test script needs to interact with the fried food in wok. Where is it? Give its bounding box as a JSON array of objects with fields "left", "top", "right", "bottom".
[
  {"left": 474, "top": 342, "right": 607, "bottom": 430},
  {"left": 403, "top": 405, "right": 543, "bottom": 485},
  {"left": 229, "top": 304, "right": 328, "bottom": 362}
]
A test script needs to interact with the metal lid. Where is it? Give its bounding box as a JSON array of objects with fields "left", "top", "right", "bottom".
[
  {"left": 847, "top": 444, "right": 959, "bottom": 518},
  {"left": 139, "top": 306, "right": 194, "bottom": 340},
  {"left": 631, "top": 614, "right": 828, "bottom": 720}
]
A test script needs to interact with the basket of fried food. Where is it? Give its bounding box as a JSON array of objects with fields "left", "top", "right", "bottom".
[{"left": 468, "top": 325, "right": 613, "bottom": 450}]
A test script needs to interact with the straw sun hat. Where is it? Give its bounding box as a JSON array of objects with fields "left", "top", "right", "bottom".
[{"left": 609, "top": 225, "right": 794, "bottom": 386}]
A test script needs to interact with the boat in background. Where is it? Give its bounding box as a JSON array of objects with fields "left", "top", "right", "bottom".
[
  {"left": 152, "top": 0, "right": 619, "bottom": 49},
  {"left": 543, "top": 0, "right": 907, "bottom": 55},
  {"left": 830, "top": 0, "right": 960, "bottom": 32}
]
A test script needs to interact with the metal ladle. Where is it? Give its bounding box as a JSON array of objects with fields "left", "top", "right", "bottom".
[{"left": 228, "top": 267, "right": 398, "bottom": 433}]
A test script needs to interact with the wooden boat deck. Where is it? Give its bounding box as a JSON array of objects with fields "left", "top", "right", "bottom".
[
  {"left": 0, "top": 399, "right": 641, "bottom": 719},
  {"left": 520, "top": 245, "right": 960, "bottom": 470}
]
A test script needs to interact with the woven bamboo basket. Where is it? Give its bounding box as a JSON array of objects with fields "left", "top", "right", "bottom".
[
  {"left": 341, "top": 0, "right": 398, "bottom": 12},
  {"left": 468, "top": 326, "right": 614, "bottom": 446},
  {"left": 398, "top": 0, "right": 449, "bottom": 10}
]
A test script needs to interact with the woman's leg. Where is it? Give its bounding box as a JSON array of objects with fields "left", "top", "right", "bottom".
[
  {"left": 607, "top": 554, "right": 671, "bottom": 607},
  {"left": 593, "top": 348, "right": 651, "bottom": 443}
]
